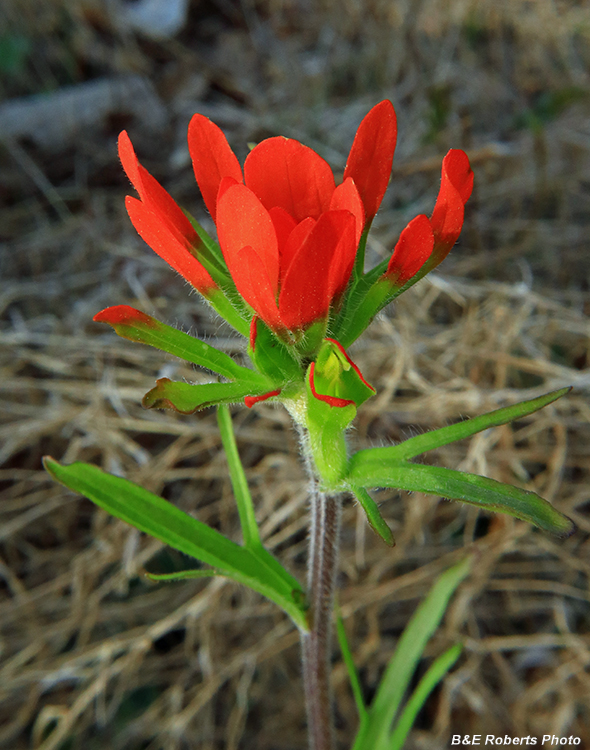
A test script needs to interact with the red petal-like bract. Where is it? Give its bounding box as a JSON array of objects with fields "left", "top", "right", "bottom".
[
  {"left": 125, "top": 197, "right": 216, "bottom": 292},
  {"left": 231, "top": 245, "right": 281, "bottom": 329},
  {"left": 244, "top": 137, "right": 336, "bottom": 223},
  {"left": 344, "top": 100, "right": 397, "bottom": 224},
  {"left": 188, "top": 114, "right": 243, "bottom": 222},
  {"left": 279, "top": 211, "right": 356, "bottom": 330},
  {"left": 279, "top": 216, "right": 316, "bottom": 284},
  {"left": 329, "top": 177, "right": 365, "bottom": 247},
  {"left": 430, "top": 149, "right": 473, "bottom": 260},
  {"left": 386, "top": 214, "right": 434, "bottom": 287},
  {"left": 216, "top": 183, "right": 280, "bottom": 296},
  {"left": 118, "top": 132, "right": 216, "bottom": 293},
  {"left": 119, "top": 132, "right": 195, "bottom": 247}
]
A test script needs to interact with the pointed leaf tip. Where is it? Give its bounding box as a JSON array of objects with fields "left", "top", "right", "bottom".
[{"left": 93, "top": 305, "right": 156, "bottom": 327}]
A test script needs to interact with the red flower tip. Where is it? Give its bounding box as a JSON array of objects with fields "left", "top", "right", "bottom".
[
  {"left": 344, "top": 100, "right": 397, "bottom": 224},
  {"left": 430, "top": 149, "right": 473, "bottom": 260},
  {"left": 93, "top": 305, "right": 156, "bottom": 327},
  {"left": 118, "top": 130, "right": 216, "bottom": 295},
  {"left": 244, "top": 389, "right": 281, "bottom": 408},
  {"left": 386, "top": 214, "right": 434, "bottom": 287},
  {"left": 188, "top": 114, "right": 243, "bottom": 222}
]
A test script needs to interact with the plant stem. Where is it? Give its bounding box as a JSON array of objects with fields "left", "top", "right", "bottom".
[{"left": 301, "top": 481, "right": 342, "bottom": 750}]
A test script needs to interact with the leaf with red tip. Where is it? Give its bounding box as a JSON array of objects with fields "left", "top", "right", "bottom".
[
  {"left": 386, "top": 214, "right": 434, "bottom": 287},
  {"left": 244, "top": 137, "right": 336, "bottom": 222},
  {"left": 126, "top": 197, "right": 216, "bottom": 293},
  {"left": 430, "top": 149, "right": 473, "bottom": 263},
  {"left": 279, "top": 211, "right": 356, "bottom": 330},
  {"left": 216, "top": 183, "right": 280, "bottom": 296},
  {"left": 188, "top": 114, "right": 243, "bottom": 222},
  {"left": 344, "top": 100, "right": 397, "bottom": 223},
  {"left": 311, "top": 338, "right": 376, "bottom": 409},
  {"left": 143, "top": 378, "right": 266, "bottom": 413},
  {"left": 244, "top": 389, "right": 282, "bottom": 408},
  {"left": 94, "top": 305, "right": 265, "bottom": 384}
]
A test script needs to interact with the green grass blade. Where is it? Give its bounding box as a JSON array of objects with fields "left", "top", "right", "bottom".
[
  {"left": 347, "top": 459, "right": 575, "bottom": 537},
  {"left": 43, "top": 458, "right": 308, "bottom": 630},
  {"left": 336, "top": 611, "right": 368, "bottom": 722},
  {"left": 388, "top": 643, "right": 462, "bottom": 750},
  {"left": 145, "top": 569, "right": 218, "bottom": 581},
  {"left": 352, "top": 558, "right": 471, "bottom": 750},
  {"left": 217, "top": 405, "right": 261, "bottom": 550},
  {"left": 356, "top": 388, "right": 571, "bottom": 463}
]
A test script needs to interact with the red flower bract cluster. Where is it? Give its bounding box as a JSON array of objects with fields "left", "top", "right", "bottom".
[
  {"left": 119, "top": 101, "right": 397, "bottom": 332},
  {"left": 117, "top": 100, "right": 473, "bottom": 338},
  {"left": 189, "top": 100, "right": 397, "bottom": 332}
]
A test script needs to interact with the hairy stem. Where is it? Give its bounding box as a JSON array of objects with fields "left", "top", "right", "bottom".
[{"left": 301, "top": 479, "right": 342, "bottom": 750}]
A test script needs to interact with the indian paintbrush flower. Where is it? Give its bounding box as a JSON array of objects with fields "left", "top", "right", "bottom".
[
  {"left": 49, "top": 98, "right": 575, "bottom": 750},
  {"left": 105, "top": 100, "right": 472, "bottom": 412}
]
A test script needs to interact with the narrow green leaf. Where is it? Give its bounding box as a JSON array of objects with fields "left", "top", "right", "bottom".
[
  {"left": 352, "top": 558, "right": 471, "bottom": 750},
  {"left": 217, "top": 406, "right": 307, "bottom": 596},
  {"left": 349, "top": 485, "right": 395, "bottom": 546},
  {"left": 145, "top": 569, "right": 218, "bottom": 581},
  {"left": 347, "top": 459, "right": 575, "bottom": 537},
  {"left": 360, "top": 388, "right": 571, "bottom": 463},
  {"left": 336, "top": 611, "right": 368, "bottom": 722},
  {"left": 94, "top": 306, "right": 263, "bottom": 385},
  {"left": 215, "top": 406, "right": 303, "bottom": 596},
  {"left": 143, "top": 378, "right": 269, "bottom": 413},
  {"left": 387, "top": 644, "right": 462, "bottom": 750},
  {"left": 217, "top": 404, "right": 262, "bottom": 550},
  {"left": 43, "top": 458, "right": 308, "bottom": 630}
]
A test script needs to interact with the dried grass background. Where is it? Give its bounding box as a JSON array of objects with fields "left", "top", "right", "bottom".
[{"left": 1, "top": 0, "right": 590, "bottom": 748}]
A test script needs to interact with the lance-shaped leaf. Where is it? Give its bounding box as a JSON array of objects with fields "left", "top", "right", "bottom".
[
  {"left": 143, "top": 378, "right": 273, "bottom": 413},
  {"left": 347, "top": 459, "right": 574, "bottom": 537},
  {"left": 43, "top": 458, "right": 308, "bottom": 630},
  {"left": 387, "top": 644, "right": 462, "bottom": 750},
  {"left": 355, "top": 387, "right": 572, "bottom": 463},
  {"left": 94, "top": 306, "right": 265, "bottom": 385}
]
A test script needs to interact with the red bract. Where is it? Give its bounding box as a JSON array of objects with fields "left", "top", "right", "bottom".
[
  {"left": 187, "top": 101, "right": 397, "bottom": 331},
  {"left": 118, "top": 132, "right": 216, "bottom": 296},
  {"left": 386, "top": 149, "right": 473, "bottom": 287}
]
